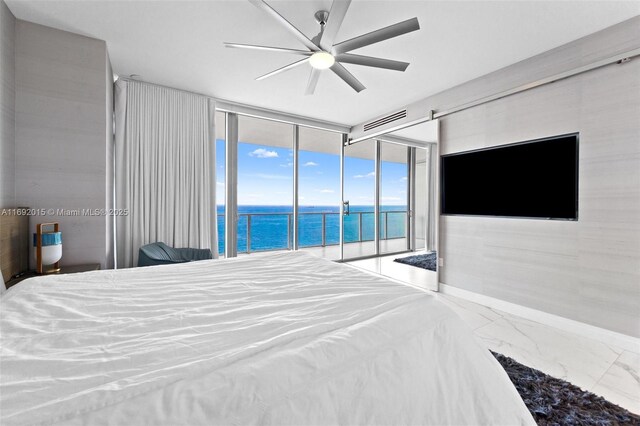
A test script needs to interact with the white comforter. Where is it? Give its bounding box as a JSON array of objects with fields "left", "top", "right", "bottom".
[{"left": 0, "top": 251, "right": 534, "bottom": 425}]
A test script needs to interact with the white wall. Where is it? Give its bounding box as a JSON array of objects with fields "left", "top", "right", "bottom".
[
  {"left": 351, "top": 17, "right": 640, "bottom": 338},
  {"left": 14, "top": 20, "right": 113, "bottom": 269},
  {"left": 437, "top": 19, "right": 640, "bottom": 338},
  {"left": 0, "top": 0, "right": 15, "bottom": 207},
  {"left": 439, "top": 56, "right": 640, "bottom": 338}
]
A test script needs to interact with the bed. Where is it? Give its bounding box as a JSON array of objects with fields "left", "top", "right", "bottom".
[{"left": 0, "top": 251, "right": 534, "bottom": 425}]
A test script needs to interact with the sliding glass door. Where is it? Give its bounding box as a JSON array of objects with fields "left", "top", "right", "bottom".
[
  {"left": 339, "top": 139, "right": 413, "bottom": 261},
  {"left": 342, "top": 140, "right": 377, "bottom": 260}
]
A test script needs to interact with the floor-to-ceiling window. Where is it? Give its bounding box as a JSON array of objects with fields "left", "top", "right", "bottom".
[
  {"left": 237, "top": 115, "right": 293, "bottom": 253},
  {"left": 297, "top": 127, "right": 342, "bottom": 260},
  {"left": 216, "top": 111, "right": 427, "bottom": 261}
]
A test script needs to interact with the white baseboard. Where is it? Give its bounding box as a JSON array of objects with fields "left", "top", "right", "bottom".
[{"left": 439, "top": 283, "right": 640, "bottom": 354}]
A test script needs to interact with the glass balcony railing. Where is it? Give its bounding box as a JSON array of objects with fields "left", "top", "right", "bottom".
[{"left": 216, "top": 211, "right": 407, "bottom": 254}]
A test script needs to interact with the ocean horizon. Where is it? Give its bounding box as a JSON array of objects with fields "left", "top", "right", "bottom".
[{"left": 216, "top": 205, "right": 407, "bottom": 254}]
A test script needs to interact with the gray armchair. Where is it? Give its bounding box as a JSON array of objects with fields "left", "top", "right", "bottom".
[{"left": 137, "top": 242, "right": 213, "bottom": 267}]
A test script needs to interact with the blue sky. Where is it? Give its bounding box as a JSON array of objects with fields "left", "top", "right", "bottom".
[{"left": 216, "top": 140, "right": 407, "bottom": 206}]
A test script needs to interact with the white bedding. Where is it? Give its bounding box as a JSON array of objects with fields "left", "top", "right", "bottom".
[{"left": 0, "top": 251, "right": 534, "bottom": 425}]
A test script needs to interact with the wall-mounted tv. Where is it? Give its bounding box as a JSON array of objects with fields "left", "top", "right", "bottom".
[{"left": 441, "top": 133, "right": 578, "bottom": 220}]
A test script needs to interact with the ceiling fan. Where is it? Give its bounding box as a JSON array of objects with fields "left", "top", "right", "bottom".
[{"left": 224, "top": 0, "right": 420, "bottom": 95}]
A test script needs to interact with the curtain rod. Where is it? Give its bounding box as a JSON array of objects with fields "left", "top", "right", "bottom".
[
  {"left": 117, "top": 76, "right": 214, "bottom": 99},
  {"left": 115, "top": 76, "right": 350, "bottom": 134}
]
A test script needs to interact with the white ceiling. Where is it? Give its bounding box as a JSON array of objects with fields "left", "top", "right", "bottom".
[{"left": 6, "top": 1, "right": 639, "bottom": 126}]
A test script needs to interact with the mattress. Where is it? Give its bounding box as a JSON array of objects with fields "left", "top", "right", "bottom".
[{"left": 0, "top": 251, "right": 534, "bottom": 425}]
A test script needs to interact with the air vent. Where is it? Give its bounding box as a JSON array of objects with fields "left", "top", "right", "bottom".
[{"left": 363, "top": 110, "right": 407, "bottom": 132}]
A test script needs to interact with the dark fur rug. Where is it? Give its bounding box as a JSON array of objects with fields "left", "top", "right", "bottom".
[
  {"left": 393, "top": 252, "right": 437, "bottom": 271},
  {"left": 492, "top": 351, "right": 640, "bottom": 425}
]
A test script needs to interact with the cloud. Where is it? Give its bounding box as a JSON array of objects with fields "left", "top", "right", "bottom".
[
  {"left": 216, "top": 181, "right": 224, "bottom": 187},
  {"left": 280, "top": 162, "right": 293, "bottom": 168},
  {"left": 249, "top": 148, "right": 278, "bottom": 158},
  {"left": 320, "top": 189, "right": 334, "bottom": 193},
  {"left": 303, "top": 161, "right": 318, "bottom": 167},
  {"left": 381, "top": 196, "right": 403, "bottom": 202},
  {"left": 400, "top": 176, "right": 407, "bottom": 181},
  {"left": 354, "top": 171, "right": 375, "bottom": 179}
]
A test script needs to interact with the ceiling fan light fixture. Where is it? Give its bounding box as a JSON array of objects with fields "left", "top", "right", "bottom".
[
  {"left": 226, "top": 1, "right": 420, "bottom": 93},
  {"left": 309, "top": 51, "right": 335, "bottom": 70}
]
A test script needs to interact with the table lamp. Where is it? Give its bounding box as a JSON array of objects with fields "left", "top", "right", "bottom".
[{"left": 33, "top": 223, "right": 62, "bottom": 274}]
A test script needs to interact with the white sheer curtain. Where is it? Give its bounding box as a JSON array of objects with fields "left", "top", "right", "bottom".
[{"left": 114, "top": 79, "right": 217, "bottom": 268}]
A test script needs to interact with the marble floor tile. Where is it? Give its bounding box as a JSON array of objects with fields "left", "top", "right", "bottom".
[
  {"left": 434, "top": 294, "right": 505, "bottom": 330},
  {"left": 346, "top": 255, "right": 639, "bottom": 414},
  {"left": 474, "top": 314, "right": 623, "bottom": 391},
  {"left": 592, "top": 351, "right": 640, "bottom": 414}
]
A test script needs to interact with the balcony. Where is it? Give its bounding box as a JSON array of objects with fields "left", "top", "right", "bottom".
[{"left": 217, "top": 210, "right": 408, "bottom": 260}]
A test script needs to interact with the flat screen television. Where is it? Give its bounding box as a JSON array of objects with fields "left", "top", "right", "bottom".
[{"left": 441, "top": 133, "right": 578, "bottom": 220}]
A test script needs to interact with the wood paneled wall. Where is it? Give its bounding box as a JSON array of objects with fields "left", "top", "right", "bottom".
[{"left": 0, "top": 210, "right": 28, "bottom": 281}]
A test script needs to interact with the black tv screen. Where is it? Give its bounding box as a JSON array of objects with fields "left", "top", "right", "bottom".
[{"left": 441, "top": 134, "right": 578, "bottom": 220}]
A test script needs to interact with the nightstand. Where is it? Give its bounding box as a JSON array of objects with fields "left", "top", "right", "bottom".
[{"left": 5, "top": 264, "right": 101, "bottom": 289}]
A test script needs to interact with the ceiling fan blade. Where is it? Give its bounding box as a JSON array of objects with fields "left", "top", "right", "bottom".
[
  {"left": 305, "top": 68, "right": 321, "bottom": 95},
  {"left": 332, "top": 17, "right": 420, "bottom": 55},
  {"left": 255, "top": 57, "right": 310, "bottom": 81},
  {"left": 330, "top": 62, "right": 365, "bottom": 92},
  {"left": 248, "top": 0, "right": 320, "bottom": 52},
  {"left": 224, "top": 43, "right": 313, "bottom": 56},
  {"left": 336, "top": 53, "right": 409, "bottom": 71},
  {"left": 319, "top": 0, "right": 351, "bottom": 51}
]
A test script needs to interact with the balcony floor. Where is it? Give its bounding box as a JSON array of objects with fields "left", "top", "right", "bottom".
[{"left": 232, "top": 238, "right": 428, "bottom": 262}]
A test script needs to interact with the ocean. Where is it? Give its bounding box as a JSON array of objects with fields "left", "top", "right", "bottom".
[{"left": 216, "top": 205, "right": 407, "bottom": 254}]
